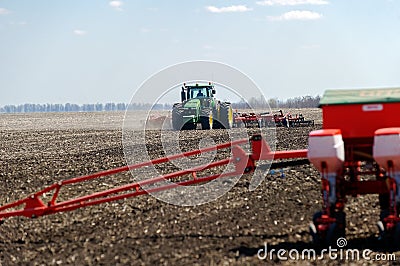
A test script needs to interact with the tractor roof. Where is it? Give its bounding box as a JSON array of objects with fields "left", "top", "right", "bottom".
[
  {"left": 184, "top": 82, "right": 213, "bottom": 88},
  {"left": 185, "top": 85, "right": 212, "bottom": 88},
  {"left": 319, "top": 87, "right": 400, "bottom": 106}
]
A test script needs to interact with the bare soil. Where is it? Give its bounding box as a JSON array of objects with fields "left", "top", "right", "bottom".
[{"left": 0, "top": 110, "right": 397, "bottom": 265}]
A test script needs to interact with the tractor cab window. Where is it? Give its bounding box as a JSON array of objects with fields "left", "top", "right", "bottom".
[{"left": 190, "top": 88, "right": 210, "bottom": 98}]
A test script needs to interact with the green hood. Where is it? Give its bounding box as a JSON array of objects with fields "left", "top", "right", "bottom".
[{"left": 184, "top": 99, "right": 200, "bottom": 108}]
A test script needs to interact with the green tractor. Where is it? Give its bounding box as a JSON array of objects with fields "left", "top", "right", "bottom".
[{"left": 171, "top": 82, "right": 233, "bottom": 130}]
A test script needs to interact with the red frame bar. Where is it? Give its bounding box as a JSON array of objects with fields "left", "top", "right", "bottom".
[{"left": 0, "top": 134, "right": 310, "bottom": 221}]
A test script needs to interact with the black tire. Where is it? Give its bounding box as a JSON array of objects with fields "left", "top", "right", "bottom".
[
  {"left": 326, "top": 211, "right": 346, "bottom": 246},
  {"left": 334, "top": 211, "right": 346, "bottom": 238},
  {"left": 378, "top": 209, "right": 400, "bottom": 246},
  {"left": 379, "top": 194, "right": 390, "bottom": 211},
  {"left": 393, "top": 223, "right": 400, "bottom": 247},
  {"left": 310, "top": 211, "right": 346, "bottom": 247},
  {"left": 200, "top": 108, "right": 212, "bottom": 130},
  {"left": 310, "top": 211, "right": 323, "bottom": 246},
  {"left": 216, "top": 102, "right": 232, "bottom": 129},
  {"left": 377, "top": 209, "right": 390, "bottom": 243},
  {"left": 172, "top": 104, "right": 184, "bottom": 131},
  {"left": 182, "top": 122, "right": 196, "bottom": 130}
]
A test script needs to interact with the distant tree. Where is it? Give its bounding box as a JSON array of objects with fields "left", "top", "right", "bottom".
[{"left": 268, "top": 98, "right": 278, "bottom": 108}]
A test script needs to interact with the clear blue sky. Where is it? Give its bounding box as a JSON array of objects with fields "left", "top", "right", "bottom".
[{"left": 1, "top": 0, "right": 400, "bottom": 105}]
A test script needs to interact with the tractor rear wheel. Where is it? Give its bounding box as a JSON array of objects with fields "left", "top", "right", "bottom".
[
  {"left": 216, "top": 102, "right": 233, "bottom": 129},
  {"left": 172, "top": 104, "right": 184, "bottom": 130},
  {"left": 200, "top": 109, "right": 213, "bottom": 130},
  {"left": 182, "top": 122, "right": 196, "bottom": 130}
]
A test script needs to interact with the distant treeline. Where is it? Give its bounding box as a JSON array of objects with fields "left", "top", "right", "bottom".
[
  {"left": 0, "top": 96, "right": 321, "bottom": 113},
  {"left": 238, "top": 95, "right": 322, "bottom": 109},
  {"left": 0, "top": 103, "right": 171, "bottom": 113}
]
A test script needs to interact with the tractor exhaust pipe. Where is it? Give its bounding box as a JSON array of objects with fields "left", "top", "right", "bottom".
[{"left": 181, "top": 87, "right": 186, "bottom": 102}]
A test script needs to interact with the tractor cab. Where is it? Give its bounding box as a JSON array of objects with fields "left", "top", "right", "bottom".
[{"left": 181, "top": 83, "right": 216, "bottom": 102}]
